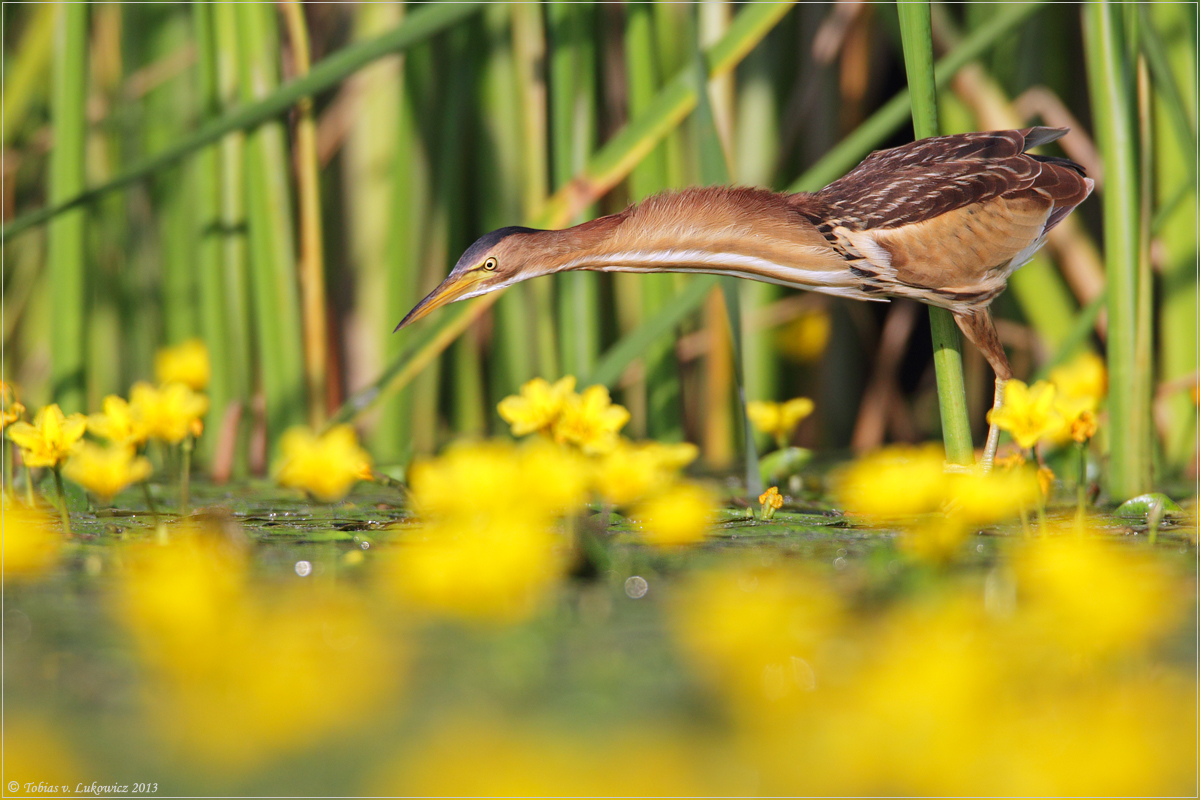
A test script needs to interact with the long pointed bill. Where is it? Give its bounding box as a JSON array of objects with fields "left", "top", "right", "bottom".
[{"left": 393, "top": 272, "right": 486, "bottom": 332}]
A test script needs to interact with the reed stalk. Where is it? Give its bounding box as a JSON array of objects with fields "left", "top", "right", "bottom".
[
  {"left": 48, "top": 3, "right": 89, "bottom": 413},
  {"left": 234, "top": 0, "right": 306, "bottom": 450},
  {"left": 192, "top": 3, "right": 232, "bottom": 466},
  {"left": 897, "top": 0, "right": 973, "bottom": 466},
  {"left": 2, "top": 2, "right": 57, "bottom": 144},
  {"left": 281, "top": 0, "right": 329, "bottom": 428},
  {"left": 1084, "top": 2, "right": 1151, "bottom": 500}
]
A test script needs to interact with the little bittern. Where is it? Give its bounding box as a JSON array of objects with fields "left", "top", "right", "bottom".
[{"left": 398, "top": 127, "right": 1093, "bottom": 469}]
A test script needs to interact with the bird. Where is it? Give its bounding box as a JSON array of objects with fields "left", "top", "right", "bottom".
[{"left": 396, "top": 127, "right": 1093, "bottom": 470}]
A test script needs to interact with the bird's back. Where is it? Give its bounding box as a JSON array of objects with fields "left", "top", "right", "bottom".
[{"left": 790, "top": 127, "right": 1093, "bottom": 311}]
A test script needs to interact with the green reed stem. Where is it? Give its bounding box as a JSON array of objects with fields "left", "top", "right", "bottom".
[
  {"left": 180, "top": 436, "right": 193, "bottom": 516},
  {"left": 897, "top": 0, "right": 974, "bottom": 466},
  {"left": 235, "top": 1, "right": 307, "bottom": 451},
  {"left": 2, "top": 3, "right": 56, "bottom": 144},
  {"left": 48, "top": 3, "right": 89, "bottom": 413},
  {"left": 52, "top": 466, "right": 72, "bottom": 536},
  {"left": 1084, "top": 2, "right": 1150, "bottom": 500}
]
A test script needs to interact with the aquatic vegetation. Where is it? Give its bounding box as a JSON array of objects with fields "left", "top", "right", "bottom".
[
  {"left": 497, "top": 375, "right": 577, "bottom": 437},
  {"left": 6, "top": 404, "right": 86, "bottom": 468},
  {"left": 154, "top": 338, "right": 212, "bottom": 391},
  {"left": 747, "top": 397, "right": 814, "bottom": 448},
  {"left": 129, "top": 382, "right": 209, "bottom": 445},
  {"left": 591, "top": 439, "right": 699, "bottom": 507},
  {"left": 552, "top": 385, "right": 630, "bottom": 454},
  {"left": 275, "top": 424, "right": 373, "bottom": 502},
  {"left": 632, "top": 482, "right": 718, "bottom": 547},
  {"left": 1, "top": 501, "right": 60, "bottom": 579},
  {"left": 62, "top": 441, "right": 152, "bottom": 502},
  {"left": 0, "top": 382, "right": 25, "bottom": 431},
  {"left": 87, "top": 395, "right": 151, "bottom": 447},
  {"left": 987, "top": 379, "right": 1065, "bottom": 449},
  {"left": 758, "top": 486, "right": 784, "bottom": 520}
]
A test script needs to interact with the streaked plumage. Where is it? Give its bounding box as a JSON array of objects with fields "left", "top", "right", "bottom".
[{"left": 397, "top": 127, "right": 1094, "bottom": 468}]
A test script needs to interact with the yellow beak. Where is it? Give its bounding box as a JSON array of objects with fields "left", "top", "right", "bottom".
[{"left": 393, "top": 272, "right": 485, "bottom": 331}]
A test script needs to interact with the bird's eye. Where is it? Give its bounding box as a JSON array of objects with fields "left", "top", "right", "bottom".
[{"left": 484, "top": 257, "right": 498, "bottom": 271}]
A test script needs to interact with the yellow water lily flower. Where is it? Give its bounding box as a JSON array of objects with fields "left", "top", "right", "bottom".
[
  {"left": 275, "top": 424, "right": 373, "bottom": 502},
  {"left": 1049, "top": 351, "right": 1107, "bottom": 412},
  {"left": 498, "top": 376, "right": 576, "bottom": 437},
  {"left": 759, "top": 486, "right": 784, "bottom": 520},
  {"left": 1070, "top": 410, "right": 1098, "bottom": 443},
  {"left": 87, "top": 395, "right": 151, "bottom": 447},
  {"left": 0, "top": 381, "right": 25, "bottom": 431},
  {"left": 552, "top": 385, "right": 630, "bottom": 454},
  {"left": 155, "top": 337, "right": 211, "bottom": 391},
  {"left": 7, "top": 404, "right": 87, "bottom": 468},
  {"left": 62, "top": 442, "right": 152, "bottom": 502},
  {"left": 776, "top": 309, "right": 831, "bottom": 363},
  {"left": 987, "top": 380, "right": 1065, "bottom": 449},
  {"left": 130, "top": 382, "right": 209, "bottom": 445},
  {"left": 2, "top": 500, "right": 61, "bottom": 579},
  {"left": 633, "top": 482, "right": 718, "bottom": 547},
  {"left": 592, "top": 439, "right": 699, "bottom": 507},
  {"left": 747, "top": 397, "right": 814, "bottom": 444}
]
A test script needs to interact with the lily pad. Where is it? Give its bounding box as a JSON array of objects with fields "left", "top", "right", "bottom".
[
  {"left": 1115, "top": 493, "right": 1185, "bottom": 520},
  {"left": 759, "top": 446, "right": 813, "bottom": 485}
]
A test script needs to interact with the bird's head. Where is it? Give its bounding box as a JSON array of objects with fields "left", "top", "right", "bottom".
[{"left": 394, "top": 226, "right": 543, "bottom": 330}]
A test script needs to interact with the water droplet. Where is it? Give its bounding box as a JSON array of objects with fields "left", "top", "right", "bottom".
[
  {"left": 295, "top": 560, "right": 312, "bottom": 577},
  {"left": 976, "top": 543, "right": 985, "bottom": 553},
  {"left": 360, "top": 541, "right": 370, "bottom": 550},
  {"left": 836, "top": 547, "right": 847, "bottom": 557},
  {"left": 624, "top": 575, "right": 649, "bottom": 599},
  {"left": 833, "top": 556, "right": 847, "bottom": 570}
]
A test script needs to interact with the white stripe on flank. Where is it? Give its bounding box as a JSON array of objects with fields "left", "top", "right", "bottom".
[{"left": 559, "top": 248, "right": 858, "bottom": 291}]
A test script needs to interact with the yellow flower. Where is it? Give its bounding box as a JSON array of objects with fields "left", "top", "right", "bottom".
[
  {"left": 747, "top": 397, "right": 814, "bottom": 443},
  {"left": 987, "top": 380, "right": 1065, "bottom": 449},
  {"left": 117, "top": 528, "right": 399, "bottom": 768},
  {"left": 87, "top": 395, "right": 151, "bottom": 446},
  {"left": 759, "top": 486, "right": 784, "bottom": 520},
  {"left": 1070, "top": 410, "right": 1098, "bottom": 443},
  {"left": 633, "top": 482, "right": 718, "bottom": 547},
  {"left": 1049, "top": 351, "right": 1107, "bottom": 412},
  {"left": 591, "top": 439, "right": 699, "bottom": 507},
  {"left": 834, "top": 444, "right": 948, "bottom": 520},
  {"left": 6, "top": 404, "right": 87, "bottom": 468},
  {"left": 776, "top": 309, "right": 831, "bottom": 363},
  {"left": 2, "top": 500, "right": 60, "bottom": 579},
  {"left": 62, "top": 442, "right": 152, "bottom": 502},
  {"left": 385, "top": 517, "right": 567, "bottom": 624},
  {"left": 0, "top": 381, "right": 25, "bottom": 431},
  {"left": 154, "top": 337, "right": 211, "bottom": 391},
  {"left": 130, "top": 382, "right": 209, "bottom": 445},
  {"left": 552, "top": 385, "right": 630, "bottom": 454},
  {"left": 409, "top": 439, "right": 588, "bottom": 522},
  {"left": 275, "top": 424, "right": 373, "bottom": 502},
  {"left": 1036, "top": 465, "right": 1055, "bottom": 498},
  {"left": 498, "top": 376, "right": 576, "bottom": 437}
]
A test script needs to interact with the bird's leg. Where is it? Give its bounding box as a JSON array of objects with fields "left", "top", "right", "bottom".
[{"left": 953, "top": 308, "right": 1013, "bottom": 473}]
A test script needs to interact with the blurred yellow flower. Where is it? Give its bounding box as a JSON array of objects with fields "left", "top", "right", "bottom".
[
  {"left": 62, "top": 442, "right": 152, "bottom": 502},
  {"left": 2, "top": 501, "right": 60, "bottom": 580},
  {"left": 987, "top": 379, "right": 1064, "bottom": 449},
  {"left": 591, "top": 439, "right": 698, "bottom": 507},
  {"left": 553, "top": 385, "right": 630, "bottom": 454},
  {"left": 834, "top": 444, "right": 947, "bottom": 520},
  {"left": 386, "top": 517, "right": 567, "bottom": 624},
  {"left": 1069, "top": 409, "right": 1098, "bottom": 443},
  {"left": 117, "top": 528, "right": 400, "bottom": 769},
  {"left": 2, "top": 717, "right": 84, "bottom": 795},
  {"left": 409, "top": 439, "right": 588, "bottom": 522},
  {"left": 1015, "top": 537, "right": 1178, "bottom": 658},
  {"left": 633, "top": 482, "right": 717, "bottom": 547},
  {"left": 380, "top": 719, "right": 708, "bottom": 797},
  {"left": 945, "top": 467, "right": 1040, "bottom": 525},
  {"left": 87, "top": 395, "right": 150, "bottom": 447},
  {"left": 275, "top": 424, "right": 373, "bottom": 502},
  {"left": 7, "top": 404, "right": 86, "bottom": 468},
  {"left": 498, "top": 375, "right": 576, "bottom": 437},
  {"left": 1048, "top": 351, "right": 1107, "bottom": 412},
  {"left": 0, "top": 381, "right": 25, "bottom": 431},
  {"left": 130, "top": 382, "right": 209, "bottom": 445},
  {"left": 747, "top": 397, "right": 814, "bottom": 445},
  {"left": 154, "top": 337, "right": 211, "bottom": 391},
  {"left": 669, "top": 566, "right": 841, "bottom": 711},
  {"left": 776, "top": 309, "right": 831, "bottom": 363}
]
